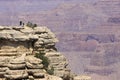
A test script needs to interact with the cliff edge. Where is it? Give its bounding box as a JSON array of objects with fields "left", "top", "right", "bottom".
[{"left": 0, "top": 25, "right": 70, "bottom": 80}]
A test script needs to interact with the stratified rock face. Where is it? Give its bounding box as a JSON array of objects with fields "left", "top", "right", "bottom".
[
  {"left": 33, "top": 27, "right": 58, "bottom": 53},
  {"left": 45, "top": 52, "right": 70, "bottom": 78},
  {"left": 0, "top": 26, "right": 64, "bottom": 80},
  {"left": 32, "top": 27, "right": 70, "bottom": 79},
  {"left": 84, "top": 42, "right": 120, "bottom": 78}
]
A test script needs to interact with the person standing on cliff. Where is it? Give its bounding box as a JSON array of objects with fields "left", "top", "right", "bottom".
[{"left": 19, "top": 21, "right": 24, "bottom": 27}]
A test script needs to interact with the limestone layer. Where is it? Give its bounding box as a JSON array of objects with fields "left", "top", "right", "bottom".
[{"left": 0, "top": 26, "right": 69, "bottom": 80}]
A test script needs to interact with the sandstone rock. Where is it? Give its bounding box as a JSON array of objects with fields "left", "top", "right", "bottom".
[
  {"left": 34, "top": 27, "right": 48, "bottom": 33},
  {"left": 38, "top": 33, "right": 50, "bottom": 39},
  {"left": 27, "top": 69, "right": 45, "bottom": 75},
  {"left": 74, "top": 75, "right": 91, "bottom": 80},
  {"left": 5, "top": 70, "right": 28, "bottom": 79},
  {"left": 43, "top": 39, "right": 55, "bottom": 44},
  {"left": 0, "top": 53, "right": 17, "bottom": 56},
  {"left": 12, "top": 27, "right": 24, "bottom": 31},
  {"left": 45, "top": 52, "right": 69, "bottom": 78},
  {"left": 0, "top": 29, "right": 30, "bottom": 41},
  {"left": 26, "top": 62, "right": 43, "bottom": 69},
  {"left": 10, "top": 54, "right": 26, "bottom": 64},
  {"left": 48, "top": 75, "right": 63, "bottom": 80},
  {"left": 33, "top": 73, "right": 45, "bottom": 78},
  {"left": 45, "top": 52, "right": 61, "bottom": 57},
  {"left": 7, "top": 64, "right": 26, "bottom": 70},
  {"left": 29, "top": 34, "right": 38, "bottom": 40},
  {"left": 28, "top": 76, "right": 34, "bottom": 80},
  {"left": 0, "top": 62, "right": 8, "bottom": 67},
  {"left": 0, "top": 27, "right": 11, "bottom": 30},
  {"left": 20, "top": 27, "right": 34, "bottom": 34},
  {"left": 0, "top": 26, "right": 5, "bottom": 30},
  {"left": 26, "top": 56, "right": 42, "bottom": 64},
  {"left": 0, "top": 26, "right": 70, "bottom": 80},
  {"left": 0, "top": 68, "right": 8, "bottom": 72},
  {"left": 10, "top": 33, "right": 29, "bottom": 41}
]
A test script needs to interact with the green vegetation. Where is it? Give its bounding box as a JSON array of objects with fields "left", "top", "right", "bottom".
[
  {"left": 35, "top": 51, "right": 49, "bottom": 69},
  {"left": 47, "top": 66, "right": 54, "bottom": 75},
  {"left": 35, "top": 51, "right": 54, "bottom": 75},
  {"left": 26, "top": 21, "right": 37, "bottom": 28}
]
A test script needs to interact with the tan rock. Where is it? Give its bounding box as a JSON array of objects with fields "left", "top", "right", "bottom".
[
  {"left": 0, "top": 26, "right": 70, "bottom": 80},
  {"left": 26, "top": 56, "right": 42, "bottom": 64},
  {"left": 34, "top": 27, "right": 48, "bottom": 33},
  {"left": 48, "top": 75, "right": 63, "bottom": 80},
  {"left": 0, "top": 67, "right": 9, "bottom": 72},
  {"left": 27, "top": 69, "right": 45, "bottom": 75},
  {"left": 10, "top": 53, "right": 26, "bottom": 64},
  {"left": 5, "top": 70, "right": 28, "bottom": 79},
  {"left": 33, "top": 73, "right": 45, "bottom": 78},
  {"left": 45, "top": 52, "right": 69, "bottom": 78},
  {"left": 74, "top": 75, "right": 92, "bottom": 80},
  {"left": 26, "top": 62, "right": 43, "bottom": 69},
  {"left": 7, "top": 64, "right": 26, "bottom": 70}
]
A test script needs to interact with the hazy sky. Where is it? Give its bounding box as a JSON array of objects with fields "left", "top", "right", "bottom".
[{"left": 0, "top": 0, "right": 100, "bottom": 13}]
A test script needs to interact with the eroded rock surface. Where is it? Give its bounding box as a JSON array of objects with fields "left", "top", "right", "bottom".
[{"left": 0, "top": 26, "right": 66, "bottom": 80}]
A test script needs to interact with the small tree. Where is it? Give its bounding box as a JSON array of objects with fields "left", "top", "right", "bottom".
[
  {"left": 35, "top": 51, "right": 49, "bottom": 69},
  {"left": 26, "top": 21, "right": 37, "bottom": 29},
  {"left": 47, "top": 66, "right": 54, "bottom": 75},
  {"left": 26, "top": 21, "right": 32, "bottom": 27},
  {"left": 33, "top": 24, "right": 37, "bottom": 28},
  {"left": 35, "top": 51, "right": 54, "bottom": 75}
]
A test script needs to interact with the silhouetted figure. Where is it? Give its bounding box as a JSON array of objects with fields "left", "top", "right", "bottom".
[
  {"left": 23, "top": 23, "right": 24, "bottom": 27},
  {"left": 19, "top": 21, "right": 22, "bottom": 26}
]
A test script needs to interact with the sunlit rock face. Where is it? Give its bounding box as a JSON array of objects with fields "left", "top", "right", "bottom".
[{"left": 0, "top": 26, "right": 68, "bottom": 80}]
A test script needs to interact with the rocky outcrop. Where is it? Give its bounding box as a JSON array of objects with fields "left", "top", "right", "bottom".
[
  {"left": 4, "top": 54, "right": 50, "bottom": 80},
  {"left": 0, "top": 26, "right": 68, "bottom": 80},
  {"left": 32, "top": 27, "right": 71, "bottom": 79},
  {"left": 33, "top": 27, "right": 58, "bottom": 53},
  {"left": 45, "top": 52, "right": 70, "bottom": 78},
  {"left": 73, "top": 75, "right": 91, "bottom": 80}
]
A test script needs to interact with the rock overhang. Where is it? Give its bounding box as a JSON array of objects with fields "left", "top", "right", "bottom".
[{"left": 0, "top": 26, "right": 58, "bottom": 42}]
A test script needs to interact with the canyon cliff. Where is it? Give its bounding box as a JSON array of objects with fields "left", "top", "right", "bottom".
[{"left": 0, "top": 26, "right": 71, "bottom": 80}]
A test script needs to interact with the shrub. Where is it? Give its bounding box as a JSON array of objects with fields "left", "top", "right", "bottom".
[
  {"left": 47, "top": 66, "right": 54, "bottom": 75},
  {"left": 33, "top": 24, "right": 37, "bottom": 27},
  {"left": 26, "top": 21, "right": 37, "bottom": 28},
  {"left": 26, "top": 21, "right": 32, "bottom": 27},
  {"left": 35, "top": 51, "right": 54, "bottom": 75},
  {"left": 35, "top": 51, "right": 49, "bottom": 69}
]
